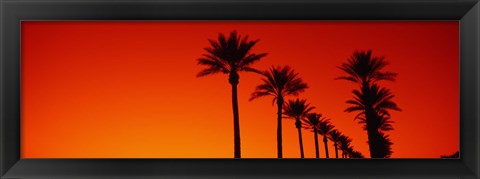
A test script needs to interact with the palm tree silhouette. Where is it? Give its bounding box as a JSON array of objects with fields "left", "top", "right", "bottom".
[
  {"left": 303, "top": 113, "right": 326, "bottom": 158},
  {"left": 336, "top": 50, "right": 396, "bottom": 84},
  {"left": 197, "top": 31, "right": 267, "bottom": 158},
  {"left": 347, "top": 148, "right": 365, "bottom": 158},
  {"left": 345, "top": 83, "right": 400, "bottom": 158},
  {"left": 317, "top": 118, "right": 334, "bottom": 158},
  {"left": 283, "top": 98, "right": 315, "bottom": 158},
  {"left": 338, "top": 135, "right": 352, "bottom": 158},
  {"left": 250, "top": 66, "right": 308, "bottom": 158},
  {"left": 328, "top": 129, "right": 342, "bottom": 158},
  {"left": 337, "top": 50, "right": 399, "bottom": 158}
]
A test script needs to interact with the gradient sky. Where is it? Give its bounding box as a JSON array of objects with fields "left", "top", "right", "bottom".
[{"left": 21, "top": 21, "right": 459, "bottom": 158}]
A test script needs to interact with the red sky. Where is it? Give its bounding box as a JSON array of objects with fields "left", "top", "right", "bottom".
[{"left": 21, "top": 21, "right": 459, "bottom": 158}]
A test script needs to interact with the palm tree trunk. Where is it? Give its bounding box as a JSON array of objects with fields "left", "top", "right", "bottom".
[
  {"left": 367, "top": 126, "right": 378, "bottom": 158},
  {"left": 295, "top": 118, "right": 304, "bottom": 158},
  {"left": 368, "top": 128, "right": 386, "bottom": 158},
  {"left": 229, "top": 72, "right": 241, "bottom": 158},
  {"left": 363, "top": 82, "right": 380, "bottom": 158},
  {"left": 366, "top": 106, "right": 382, "bottom": 158},
  {"left": 276, "top": 97, "right": 284, "bottom": 158},
  {"left": 334, "top": 143, "right": 338, "bottom": 158},
  {"left": 323, "top": 135, "right": 329, "bottom": 158},
  {"left": 314, "top": 129, "right": 319, "bottom": 158},
  {"left": 361, "top": 81, "right": 395, "bottom": 158}
]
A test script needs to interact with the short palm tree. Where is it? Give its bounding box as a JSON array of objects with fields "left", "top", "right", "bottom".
[
  {"left": 283, "top": 98, "right": 315, "bottom": 158},
  {"left": 250, "top": 66, "right": 308, "bottom": 158},
  {"left": 328, "top": 129, "right": 342, "bottom": 158},
  {"left": 338, "top": 135, "right": 352, "bottom": 158},
  {"left": 303, "top": 113, "right": 326, "bottom": 158},
  {"left": 317, "top": 118, "right": 334, "bottom": 158},
  {"left": 197, "top": 30, "right": 267, "bottom": 158},
  {"left": 349, "top": 149, "right": 365, "bottom": 158}
]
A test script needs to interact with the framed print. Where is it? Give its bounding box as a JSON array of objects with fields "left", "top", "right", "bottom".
[{"left": 1, "top": 0, "right": 479, "bottom": 178}]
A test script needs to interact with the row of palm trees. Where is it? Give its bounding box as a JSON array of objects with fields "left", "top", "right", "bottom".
[
  {"left": 249, "top": 66, "right": 364, "bottom": 158},
  {"left": 283, "top": 99, "right": 364, "bottom": 158},
  {"left": 249, "top": 65, "right": 308, "bottom": 158},
  {"left": 196, "top": 30, "right": 399, "bottom": 158}
]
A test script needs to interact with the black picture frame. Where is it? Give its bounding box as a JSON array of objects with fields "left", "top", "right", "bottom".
[{"left": 1, "top": 0, "right": 479, "bottom": 178}]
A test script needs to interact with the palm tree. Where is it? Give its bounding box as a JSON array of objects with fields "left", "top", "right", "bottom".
[
  {"left": 328, "top": 129, "right": 342, "bottom": 158},
  {"left": 283, "top": 99, "right": 315, "bottom": 158},
  {"left": 317, "top": 118, "right": 334, "bottom": 158},
  {"left": 344, "top": 83, "right": 400, "bottom": 158},
  {"left": 338, "top": 135, "right": 352, "bottom": 158},
  {"left": 250, "top": 66, "right": 308, "bottom": 158},
  {"left": 337, "top": 50, "right": 399, "bottom": 158},
  {"left": 197, "top": 31, "right": 267, "bottom": 158},
  {"left": 303, "top": 113, "right": 325, "bottom": 158}
]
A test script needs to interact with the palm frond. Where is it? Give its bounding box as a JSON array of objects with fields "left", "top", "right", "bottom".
[
  {"left": 336, "top": 50, "right": 396, "bottom": 84},
  {"left": 317, "top": 117, "right": 334, "bottom": 135},
  {"left": 328, "top": 129, "right": 342, "bottom": 143},
  {"left": 250, "top": 66, "right": 308, "bottom": 103},
  {"left": 375, "top": 132, "right": 394, "bottom": 158},
  {"left": 196, "top": 68, "right": 224, "bottom": 77},
  {"left": 303, "top": 113, "right": 322, "bottom": 130},
  {"left": 338, "top": 135, "right": 352, "bottom": 151},
  {"left": 239, "top": 53, "right": 268, "bottom": 67},
  {"left": 283, "top": 98, "right": 315, "bottom": 120},
  {"left": 197, "top": 30, "right": 266, "bottom": 78},
  {"left": 344, "top": 82, "right": 400, "bottom": 132}
]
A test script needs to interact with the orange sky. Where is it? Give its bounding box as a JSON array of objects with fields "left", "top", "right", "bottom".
[{"left": 21, "top": 21, "right": 459, "bottom": 158}]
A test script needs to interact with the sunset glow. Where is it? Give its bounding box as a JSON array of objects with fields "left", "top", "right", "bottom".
[{"left": 21, "top": 21, "right": 459, "bottom": 158}]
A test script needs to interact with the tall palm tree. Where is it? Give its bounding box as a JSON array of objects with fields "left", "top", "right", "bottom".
[
  {"left": 250, "top": 66, "right": 308, "bottom": 158},
  {"left": 337, "top": 50, "right": 399, "bottom": 158},
  {"left": 283, "top": 98, "right": 315, "bottom": 158},
  {"left": 345, "top": 83, "right": 400, "bottom": 158},
  {"left": 317, "top": 118, "right": 334, "bottom": 158},
  {"left": 197, "top": 31, "right": 267, "bottom": 158},
  {"left": 338, "top": 135, "right": 352, "bottom": 158},
  {"left": 328, "top": 129, "right": 342, "bottom": 158},
  {"left": 303, "top": 113, "right": 326, "bottom": 158}
]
